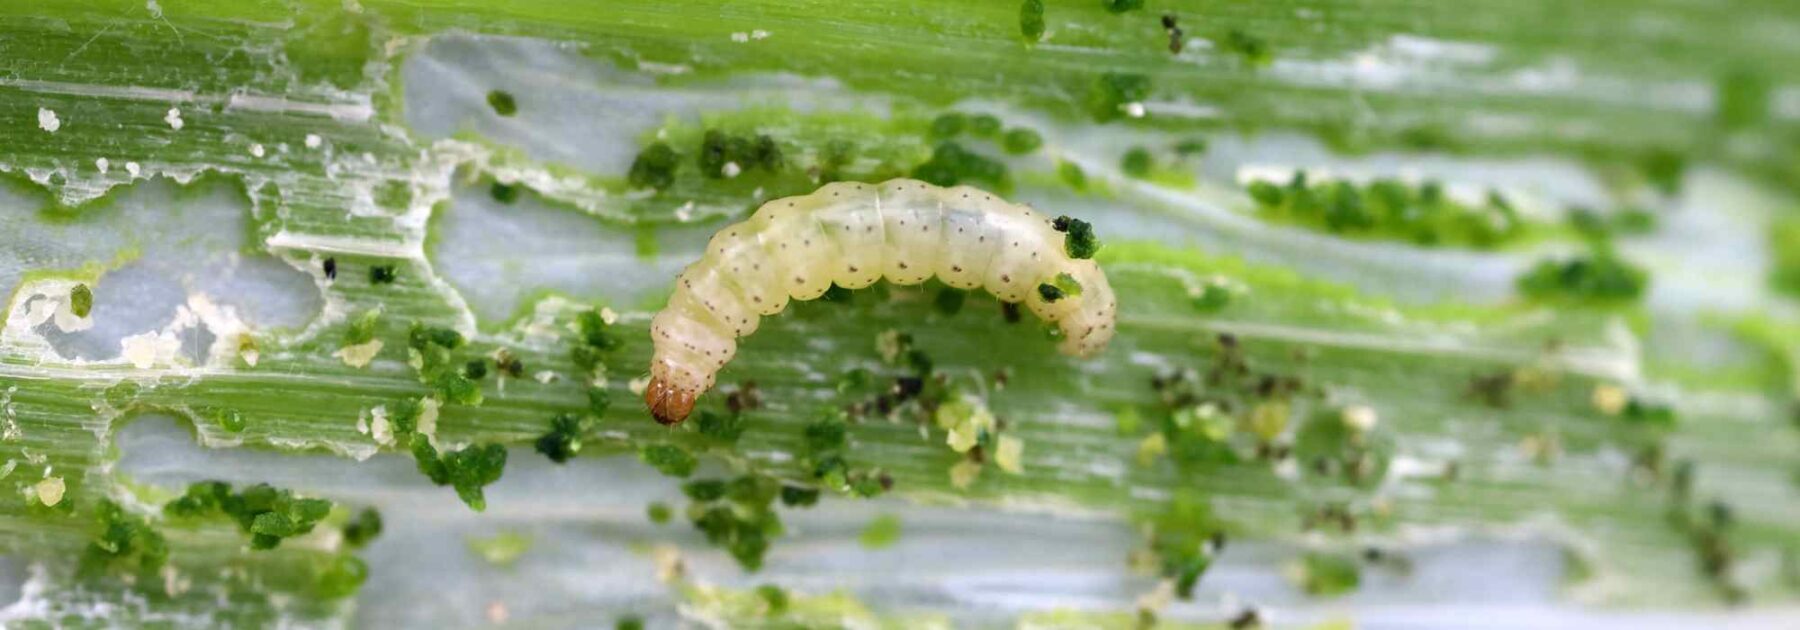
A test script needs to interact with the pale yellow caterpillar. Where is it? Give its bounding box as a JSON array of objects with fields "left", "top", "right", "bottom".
[{"left": 644, "top": 179, "right": 1116, "bottom": 425}]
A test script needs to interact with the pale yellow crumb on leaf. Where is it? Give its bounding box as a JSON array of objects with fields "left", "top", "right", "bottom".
[
  {"left": 1136, "top": 433, "right": 1167, "bottom": 466},
  {"left": 1341, "top": 405, "right": 1378, "bottom": 432},
  {"left": 34, "top": 476, "right": 64, "bottom": 507},
  {"left": 335, "top": 339, "right": 383, "bottom": 368},
  {"left": 949, "top": 459, "right": 982, "bottom": 489},
  {"left": 1591, "top": 383, "right": 1628, "bottom": 416},
  {"left": 995, "top": 435, "right": 1024, "bottom": 474}
]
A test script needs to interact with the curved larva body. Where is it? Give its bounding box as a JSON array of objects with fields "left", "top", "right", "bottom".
[{"left": 645, "top": 179, "right": 1116, "bottom": 424}]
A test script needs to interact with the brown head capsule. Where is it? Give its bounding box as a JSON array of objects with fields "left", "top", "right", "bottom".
[{"left": 644, "top": 376, "right": 696, "bottom": 425}]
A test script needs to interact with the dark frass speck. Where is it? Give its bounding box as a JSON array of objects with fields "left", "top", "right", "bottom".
[
  {"left": 486, "top": 90, "right": 517, "bottom": 116},
  {"left": 639, "top": 444, "right": 697, "bottom": 477},
  {"left": 757, "top": 584, "right": 790, "bottom": 615},
  {"left": 1086, "top": 72, "right": 1151, "bottom": 122},
  {"left": 534, "top": 413, "right": 590, "bottom": 463},
  {"left": 1052, "top": 215, "right": 1101, "bottom": 259},
  {"left": 627, "top": 142, "right": 681, "bottom": 191},
  {"left": 1019, "top": 0, "right": 1045, "bottom": 42},
  {"left": 647, "top": 501, "right": 673, "bottom": 524},
  {"left": 369, "top": 264, "right": 398, "bottom": 285},
  {"left": 1001, "top": 127, "right": 1043, "bottom": 154},
  {"left": 1105, "top": 0, "right": 1145, "bottom": 14},
  {"left": 929, "top": 112, "right": 966, "bottom": 138},
  {"left": 1121, "top": 146, "right": 1154, "bottom": 178},
  {"left": 969, "top": 113, "right": 1002, "bottom": 137},
  {"left": 490, "top": 181, "right": 519, "bottom": 204},
  {"left": 342, "top": 508, "right": 383, "bottom": 548},
  {"left": 935, "top": 287, "right": 966, "bottom": 315},
  {"left": 412, "top": 441, "right": 508, "bottom": 511},
  {"left": 70, "top": 283, "right": 93, "bottom": 317},
  {"left": 213, "top": 408, "right": 247, "bottom": 433}
]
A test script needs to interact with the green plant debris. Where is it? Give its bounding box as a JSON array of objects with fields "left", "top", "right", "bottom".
[
  {"left": 486, "top": 90, "right": 518, "bottom": 116},
  {"left": 414, "top": 441, "right": 509, "bottom": 511},
  {"left": 647, "top": 501, "right": 674, "bottom": 524},
  {"left": 1517, "top": 252, "right": 1649, "bottom": 305},
  {"left": 164, "top": 481, "right": 336, "bottom": 550},
  {"left": 1019, "top": 0, "right": 1045, "bottom": 42},
  {"left": 1002, "top": 127, "right": 1044, "bottom": 154},
  {"left": 534, "top": 413, "right": 591, "bottom": 463},
  {"left": 859, "top": 513, "right": 903, "bottom": 549},
  {"left": 1121, "top": 146, "right": 1154, "bottom": 179},
  {"left": 930, "top": 113, "right": 966, "bottom": 139},
  {"left": 628, "top": 142, "right": 682, "bottom": 191},
  {"left": 697, "top": 408, "right": 747, "bottom": 445},
  {"left": 81, "top": 500, "right": 168, "bottom": 577},
  {"left": 1222, "top": 29, "right": 1273, "bottom": 66},
  {"left": 468, "top": 531, "right": 533, "bottom": 567},
  {"left": 640, "top": 444, "right": 698, "bottom": 478},
  {"left": 1087, "top": 73, "right": 1152, "bottom": 122},
  {"left": 687, "top": 474, "right": 784, "bottom": 570},
  {"left": 757, "top": 584, "right": 791, "bottom": 615},
  {"left": 912, "top": 141, "right": 1010, "bottom": 192},
  {"left": 1773, "top": 217, "right": 1800, "bottom": 298},
  {"left": 1294, "top": 552, "right": 1362, "bottom": 597},
  {"left": 1104, "top": 0, "right": 1145, "bottom": 15},
  {"left": 1139, "top": 492, "right": 1220, "bottom": 598},
  {"left": 317, "top": 555, "right": 371, "bottom": 599},
  {"left": 1191, "top": 281, "right": 1231, "bottom": 312},
  {"left": 490, "top": 181, "right": 520, "bottom": 204},
  {"left": 1052, "top": 215, "right": 1102, "bottom": 259},
  {"left": 341, "top": 508, "right": 383, "bottom": 548},
  {"left": 699, "top": 129, "right": 783, "bottom": 178},
  {"left": 69, "top": 283, "right": 93, "bottom": 317},
  {"left": 1246, "top": 174, "right": 1536, "bottom": 249}
]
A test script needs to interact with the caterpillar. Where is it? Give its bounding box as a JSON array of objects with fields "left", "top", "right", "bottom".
[{"left": 644, "top": 178, "right": 1116, "bottom": 425}]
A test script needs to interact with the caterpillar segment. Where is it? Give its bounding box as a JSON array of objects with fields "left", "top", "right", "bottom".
[{"left": 645, "top": 179, "right": 1116, "bottom": 425}]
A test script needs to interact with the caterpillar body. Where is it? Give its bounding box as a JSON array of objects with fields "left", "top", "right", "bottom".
[{"left": 644, "top": 178, "right": 1116, "bottom": 425}]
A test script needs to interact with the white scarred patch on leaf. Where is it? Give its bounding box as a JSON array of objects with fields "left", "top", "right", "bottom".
[
  {"left": 416, "top": 397, "right": 441, "bottom": 448},
  {"left": 36, "top": 108, "right": 59, "bottom": 132},
  {"left": 121, "top": 331, "right": 182, "bottom": 368},
  {"left": 370, "top": 406, "right": 394, "bottom": 445}
]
